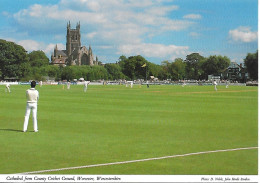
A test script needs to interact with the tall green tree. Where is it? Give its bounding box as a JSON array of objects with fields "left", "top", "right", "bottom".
[
  {"left": 159, "top": 59, "right": 186, "bottom": 80},
  {"left": 104, "top": 63, "right": 125, "bottom": 80},
  {"left": 121, "top": 57, "right": 136, "bottom": 80},
  {"left": 244, "top": 50, "right": 258, "bottom": 80},
  {"left": 184, "top": 53, "right": 205, "bottom": 80},
  {"left": 201, "top": 55, "right": 230, "bottom": 79},
  {"left": 133, "top": 55, "right": 148, "bottom": 79},
  {"left": 159, "top": 60, "right": 171, "bottom": 80},
  {"left": 118, "top": 55, "right": 127, "bottom": 70},
  {"left": 171, "top": 58, "right": 186, "bottom": 80},
  {"left": 0, "top": 39, "right": 29, "bottom": 79},
  {"left": 90, "top": 65, "right": 108, "bottom": 80},
  {"left": 147, "top": 62, "right": 162, "bottom": 80},
  {"left": 28, "top": 50, "right": 49, "bottom": 67},
  {"left": 120, "top": 55, "right": 148, "bottom": 80},
  {"left": 118, "top": 55, "right": 127, "bottom": 62}
]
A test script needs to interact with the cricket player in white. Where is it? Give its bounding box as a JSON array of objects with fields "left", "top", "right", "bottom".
[
  {"left": 5, "top": 83, "right": 11, "bottom": 93},
  {"left": 84, "top": 81, "right": 90, "bottom": 92},
  {"left": 213, "top": 80, "right": 218, "bottom": 91},
  {"left": 23, "top": 81, "right": 39, "bottom": 132},
  {"left": 226, "top": 80, "right": 229, "bottom": 88},
  {"left": 130, "top": 81, "right": 133, "bottom": 88},
  {"left": 39, "top": 81, "right": 42, "bottom": 87},
  {"left": 67, "top": 81, "right": 71, "bottom": 89}
]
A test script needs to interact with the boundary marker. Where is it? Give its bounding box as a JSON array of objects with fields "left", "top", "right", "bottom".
[{"left": 17, "top": 146, "right": 258, "bottom": 174}]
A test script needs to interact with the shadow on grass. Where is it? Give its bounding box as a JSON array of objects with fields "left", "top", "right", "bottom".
[{"left": 0, "top": 129, "right": 24, "bottom": 133}]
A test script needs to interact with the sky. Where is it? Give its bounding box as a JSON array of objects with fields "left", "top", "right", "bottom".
[{"left": 0, "top": 0, "right": 258, "bottom": 64}]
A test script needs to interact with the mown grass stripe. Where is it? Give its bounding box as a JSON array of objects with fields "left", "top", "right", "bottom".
[{"left": 18, "top": 146, "right": 258, "bottom": 174}]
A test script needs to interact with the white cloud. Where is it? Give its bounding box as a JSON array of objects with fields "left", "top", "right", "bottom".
[
  {"left": 144, "top": 5, "right": 179, "bottom": 16},
  {"left": 44, "top": 43, "right": 66, "bottom": 55},
  {"left": 12, "top": 0, "right": 194, "bottom": 38},
  {"left": 85, "top": 32, "right": 98, "bottom": 39},
  {"left": 183, "top": 14, "right": 202, "bottom": 19},
  {"left": 15, "top": 39, "right": 65, "bottom": 58},
  {"left": 17, "top": 40, "right": 42, "bottom": 51},
  {"left": 10, "top": 0, "right": 196, "bottom": 61},
  {"left": 96, "top": 45, "right": 114, "bottom": 50},
  {"left": 84, "top": 1, "right": 101, "bottom": 11},
  {"left": 13, "top": 4, "right": 63, "bottom": 33},
  {"left": 160, "top": 20, "right": 194, "bottom": 31},
  {"left": 2, "top": 11, "right": 12, "bottom": 17},
  {"left": 229, "top": 26, "right": 258, "bottom": 43},
  {"left": 54, "top": 34, "right": 65, "bottom": 41},
  {"left": 118, "top": 43, "right": 189, "bottom": 59},
  {"left": 4, "top": 37, "right": 16, "bottom": 42},
  {"left": 189, "top": 32, "right": 200, "bottom": 38}
]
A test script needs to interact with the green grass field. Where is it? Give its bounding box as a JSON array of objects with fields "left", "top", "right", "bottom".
[{"left": 0, "top": 84, "right": 258, "bottom": 175}]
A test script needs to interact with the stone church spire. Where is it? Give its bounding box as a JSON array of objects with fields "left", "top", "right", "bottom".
[
  {"left": 89, "top": 45, "right": 92, "bottom": 53},
  {"left": 52, "top": 22, "right": 97, "bottom": 66},
  {"left": 76, "top": 21, "right": 80, "bottom": 29},
  {"left": 67, "top": 21, "right": 71, "bottom": 29},
  {"left": 54, "top": 44, "right": 58, "bottom": 56}
]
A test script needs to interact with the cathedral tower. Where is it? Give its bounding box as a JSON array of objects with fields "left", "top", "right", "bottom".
[
  {"left": 66, "top": 21, "right": 81, "bottom": 56},
  {"left": 52, "top": 22, "right": 97, "bottom": 66}
]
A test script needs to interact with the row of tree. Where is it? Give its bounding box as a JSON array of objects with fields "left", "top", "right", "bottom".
[{"left": 0, "top": 39, "right": 258, "bottom": 81}]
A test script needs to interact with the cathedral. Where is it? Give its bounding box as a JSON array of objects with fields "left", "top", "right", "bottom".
[{"left": 51, "top": 22, "right": 98, "bottom": 66}]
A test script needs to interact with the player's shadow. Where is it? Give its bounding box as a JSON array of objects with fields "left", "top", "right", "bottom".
[{"left": 0, "top": 129, "right": 24, "bottom": 133}]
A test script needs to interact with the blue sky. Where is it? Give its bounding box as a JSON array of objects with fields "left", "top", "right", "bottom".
[{"left": 0, "top": 0, "right": 258, "bottom": 64}]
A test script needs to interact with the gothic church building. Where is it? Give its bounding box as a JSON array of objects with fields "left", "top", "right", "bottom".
[{"left": 51, "top": 22, "right": 97, "bottom": 66}]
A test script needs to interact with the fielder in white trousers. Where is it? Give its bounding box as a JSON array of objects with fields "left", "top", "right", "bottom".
[
  {"left": 213, "top": 81, "right": 218, "bottom": 91},
  {"left": 5, "top": 83, "right": 11, "bottom": 93},
  {"left": 84, "top": 81, "right": 90, "bottom": 92},
  {"left": 23, "top": 81, "right": 39, "bottom": 132}
]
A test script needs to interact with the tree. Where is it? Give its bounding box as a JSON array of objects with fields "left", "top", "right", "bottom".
[
  {"left": 20, "top": 62, "right": 33, "bottom": 81},
  {"left": 90, "top": 65, "right": 108, "bottom": 80},
  {"left": 159, "top": 59, "right": 186, "bottom": 80},
  {"left": 61, "top": 66, "right": 79, "bottom": 81},
  {"left": 118, "top": 55, "right": 127, "bottom": 62},
  {"left": 0, "top": 39, "right": 29, "bottom": 79},
  {"left": 133, "top": 55, "right": 148, "bottom": 79},
  {"left": 147, "top": 62, "right": 162, "bottom": 80},
  {"left": 171, "top": 58, "right": 186, "bottom": 80},
  {"left": 61, "top": 65, "right": 108, "bottom": 81},
  {"left": 104, "top": 63, "right": 125, "bottom": 80},
  {"left": 184, "top": 53, "right": 205, "bottom": 80},
  {"left": 39, "top": 65, "right": 61, "bottom": 80},
  {"left": 201, "top": 55, "right": 230, "bottom": 79},
  {"left": 159, "top": 60, "right": 171, "bottom": 80},
  {"left": 118, "top": 55, "right": 127, "bottom": 70},
  {"left": 120, "top": 55, "right": 148, "bottom": 80},
  {"left": 244, "top": 50, "right": 258, "bottom": 80},
  {"left": 28, "top": 50, "right": 49, "bottom": 67}
]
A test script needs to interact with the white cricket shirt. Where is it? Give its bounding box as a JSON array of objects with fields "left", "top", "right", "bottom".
[{"left": 26, "top": 88, "right": 39, "bottom": 103}]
